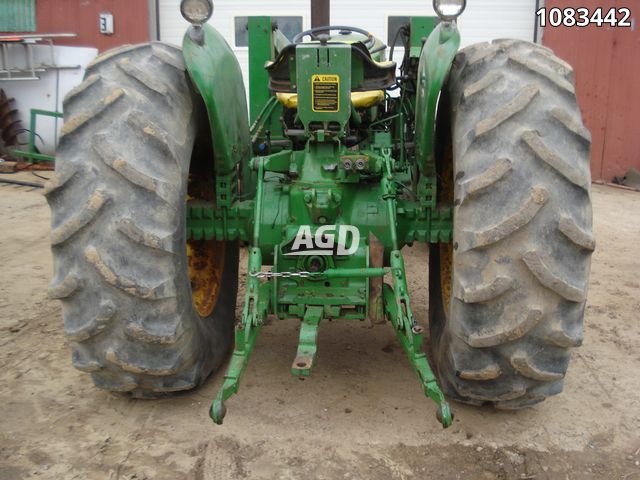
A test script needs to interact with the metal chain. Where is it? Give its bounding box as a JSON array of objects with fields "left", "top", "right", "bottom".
[{"left": 249, "top": 270, "right": 317, "bottom": 279}]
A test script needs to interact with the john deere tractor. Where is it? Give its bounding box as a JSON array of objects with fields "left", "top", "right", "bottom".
[{"left": 46, "top": 0, "right": 593, "bottom": 427}]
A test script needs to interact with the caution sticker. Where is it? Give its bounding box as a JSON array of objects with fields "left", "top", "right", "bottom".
[{"left": 312, "top": 74, "right": 340, "bottom": 112}]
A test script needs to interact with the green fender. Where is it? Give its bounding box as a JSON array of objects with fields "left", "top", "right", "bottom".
[
  {"left": 183, "top": 25, "right": 252, "bottom": 195},
  {"left": 414, "top": 22, "right": 461, "bottom": 176}
]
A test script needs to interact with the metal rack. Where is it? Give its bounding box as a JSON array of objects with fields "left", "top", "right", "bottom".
[
  {"left": 0, "top": 33, "right": 80, "bottom": 81},
  {"left": 10, "top": 108, "right": 63, "bottom": 163}
]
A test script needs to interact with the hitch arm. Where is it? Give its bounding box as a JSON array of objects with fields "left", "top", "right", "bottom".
[
  {"left": 380, "top": 149, "right": 453, "bottom": 428},
  {"left": 211, "top": 160, "right": 271, "bottom": 424},
  {"left": 383, "top": 282, "right": 452, "bottom": 428},
  {"left": 291, "top": 305, "right": 324, "bottom": 376},
  {"left": 210, "top": 250, "right": 271, "bottom": 424}
]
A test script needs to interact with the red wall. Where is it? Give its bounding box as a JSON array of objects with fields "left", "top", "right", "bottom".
[
  {"left": 4, "top": 0, "right": 150, "bottom": 52},
  {"left": 543, "top": 1, "right": 640, "bottom": 181}
]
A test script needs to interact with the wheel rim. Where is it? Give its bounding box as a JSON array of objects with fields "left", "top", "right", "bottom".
[
  {"left": 188, "top": 239, "right": 225, "bottom": 318},
  {"left": 186, "top": 122, "right": 225, "bottom": 318},
  {"left": 438, "top": 112, "right": 455, "bottom": 318}
]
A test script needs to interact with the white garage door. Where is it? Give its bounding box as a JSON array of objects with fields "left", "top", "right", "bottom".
[
  {"left": 159, "top": 0, "right": 536, "bottom": 96},
  {"left": 331, "top": 0, "right": 536, "bottom": 48}
]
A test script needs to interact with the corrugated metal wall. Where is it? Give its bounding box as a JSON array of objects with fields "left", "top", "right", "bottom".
[
  {"left": 0, "top": 0, "right": 36, "bottom": 32},
  {"left": 543, "top": 1, "right": 640, "bottom": 181}
]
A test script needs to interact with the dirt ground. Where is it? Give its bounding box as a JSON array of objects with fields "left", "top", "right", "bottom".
[{"left": 0, "top": 172, "right": 639, "bottom": 480}]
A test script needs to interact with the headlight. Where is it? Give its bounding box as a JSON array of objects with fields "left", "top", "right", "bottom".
[
  {"left": 180, "top": 0, "right": 214, "bottom": 24},
  {"left": 433, "top": 0, "right": 467, "bottom": 21}
]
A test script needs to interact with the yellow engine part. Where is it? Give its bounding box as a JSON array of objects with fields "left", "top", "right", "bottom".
[{"left": 276, "top": 90, "right": 385, "bottom": 110}]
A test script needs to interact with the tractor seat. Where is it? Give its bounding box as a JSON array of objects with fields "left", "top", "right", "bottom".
[
  {"left": 266, "top": 42, "right": 396, "bottom": 93},
  {"left": 275, "top": 90, "right": 385, "bottom": 109}
]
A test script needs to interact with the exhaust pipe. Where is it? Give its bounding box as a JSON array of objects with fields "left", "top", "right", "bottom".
[{"left": 311, "top": 0, "right": 330, "bottom": 33}]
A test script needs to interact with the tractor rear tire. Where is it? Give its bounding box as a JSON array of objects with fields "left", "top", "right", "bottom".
[
  {"left": 429, "top": 39, "right": 593, "bottom": 409},
  {"left": 46, "top": 43, "right": 238, "bottom": 397}
]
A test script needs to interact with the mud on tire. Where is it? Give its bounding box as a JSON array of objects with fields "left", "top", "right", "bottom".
[
  {"left": 430, "top": 39, "right": 593, "bottom": 408},
  {"left": 46, "top": 43, "right": 238, "bottom": 396}
]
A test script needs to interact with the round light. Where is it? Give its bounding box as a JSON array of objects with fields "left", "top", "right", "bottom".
[
  {"left": 433, "top": 0, "right": 467, "bottom": 21},
  {"left": 180, "top": 0, "right": 213, "bottom": 24}
]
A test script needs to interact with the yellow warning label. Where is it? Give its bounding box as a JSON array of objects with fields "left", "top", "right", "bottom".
[{"left": 312, "top": 74, "right": 340, "bottom": 112}]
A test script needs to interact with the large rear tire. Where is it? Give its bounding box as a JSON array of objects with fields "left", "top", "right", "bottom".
[
  {"left": 430, "top": 39, "right": 593, "bottom": 408},
  {"left": 46, "top": 43, "right": 238, "bottom": 396}
]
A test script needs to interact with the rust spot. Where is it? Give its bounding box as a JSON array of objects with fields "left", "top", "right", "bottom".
[
  {"left": 440, "top": 243, "right": 453, "bottom": 314},
  {"left": 292, "top": 355, "right": 314, "bottom": 371},
  {"left": 439, "top": 137, "right": 455, "bottom": 316}
]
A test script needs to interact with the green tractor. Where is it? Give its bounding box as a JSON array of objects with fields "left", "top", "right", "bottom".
[{"left": 46, "top": 0, "right": 593, "bottom": 428}]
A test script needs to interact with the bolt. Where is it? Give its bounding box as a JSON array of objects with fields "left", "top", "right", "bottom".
[
  {"left": 355, "top": 159, "right": 366, "bottom": 170},
  {"left": 309, "top": 257, "right": 322, "bottom": 272},
  {"left": 343, "top": 159, "right": 353, "bottom": 170},
  {"left": 318, "top": 216, "right": 327, "bottom": 224}
]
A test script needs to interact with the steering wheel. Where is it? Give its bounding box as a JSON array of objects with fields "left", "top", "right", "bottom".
[{"left": 293, "top": 25, "right": 375, "bottom": 49}]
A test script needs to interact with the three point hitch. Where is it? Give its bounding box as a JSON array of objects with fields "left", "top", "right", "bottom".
[{"left": 209, "top": 156, "right": 453, "bottom": 428}]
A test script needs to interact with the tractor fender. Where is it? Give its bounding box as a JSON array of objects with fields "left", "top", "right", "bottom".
[
  {"left": 183, "top": 25, "right": 251, "bottom": 179},
  {"left": 414, "top": 22, "right": 461, "bottom": 176}
]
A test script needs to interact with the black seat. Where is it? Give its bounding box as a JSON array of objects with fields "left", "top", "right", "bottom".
[{"left": 266, "top": 42, "right": 396, "bottom": 93}]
